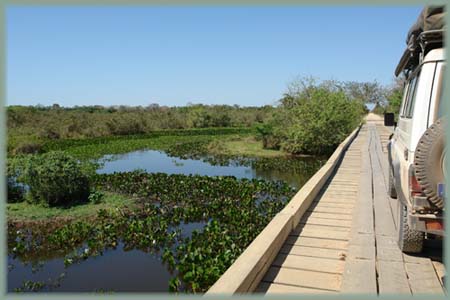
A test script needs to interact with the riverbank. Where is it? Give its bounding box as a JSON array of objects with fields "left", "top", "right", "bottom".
[
  {"left": 7, "top": 128, "right": 325, "bottom": 293},
  {"left": 7, "top": 192, "right": 135, "bottom": 223}
]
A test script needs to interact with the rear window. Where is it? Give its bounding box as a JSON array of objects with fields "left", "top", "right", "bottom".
[
  {"left": 437, "top": 64, "right": 446, "bottom": 118},
  {"left": 402, "top": 72, "right": 421, "bottom": 118}
]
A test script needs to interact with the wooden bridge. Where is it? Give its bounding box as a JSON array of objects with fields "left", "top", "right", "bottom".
[{"left": 207, "top": 114, "right": 445, "bottom": 295}]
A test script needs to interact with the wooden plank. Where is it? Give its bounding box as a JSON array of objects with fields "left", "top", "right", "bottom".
[
  {"left": 304, "top": 211, "right": 353, "bottom": 221},
  {"left": 377, "top": 261, "right": 411, "bottom": 294},
  {"left": 326, "top": 186, "right": 359, "bottom": 192},
  {"left": 376, "top": 235, "right": 398, "bottom": 249},
  {"left": 316, "top": 197, "right": 356, "bottom": 203},
  {"left": 405, "top": 262, "right": 445, "bottom": 295},
  {"left": 335, "top": 169, "right": 360, "bottom": 173},
  {"left": 206, "top": 213, "right": 293, "bottom": 294},
  {"left": 284, "top": 236, "right": 348, "bottom": 250},
  {"left": 279, "top": 244, "right": 347, "bottom": 260},
  {"left": 263, "top": 266, "right": 342, "bottom": 291},
  {"left": 350, "top": 204, "right": 374, "bottom": 235},
  {"left": 320, "top": 192, "right": 358, "bottom": 198},
  {"left": 403, "top": 253, "right": 435, "bottom": 265},
  {"left": 291, "top": 227, "right": 349, "bottom": 241},
  {"left": 312, "top": 202, "right": 354, "bottom": 209},
  {"left": 322, "top": 190, "right": 358, "bottom": 195},
  {"left": 308, "top": 207, "right": 352, "bottom": 215},
  {"left": 256, "top": 282, "right": 336, "bottom": 294},
  {"left": 272, "top": 253, "right": 345, "bottom": 274},
  {"left": 347, "top": 244, "right": 375, "bottom": 260},
  {"left": 376, "top": 246, "right": 404, "bottom": 262},
  {"left": 349, "top": 232, "right": 375, "bottom": 247},
  {"left": 431, "top": 261, "right": 446, "bottom": 288},
  {"left": 341, "top": 259, "right": 377, "bottom": 294},
  {"left": 327, "top": 180, "right": 359, "bottom": 186},
  {"left": 324, "top": 189, "right": 358, "bottom": 194},
  {"left": 325, "top": 182, "right": 359, "bottom": 187},
  {"left": 334, "top": 174, "right": 360, "bottom": 178},
  {"left": 300, "top": 217, "right": 351, "bottom": 228},
  {"left": 372, "top": 180, "right": 397, "bottom": 236},
  {"left": 296, "top": 223, "right": 350, "bottom": 232}
]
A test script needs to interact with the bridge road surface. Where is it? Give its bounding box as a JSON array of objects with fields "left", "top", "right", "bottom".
[{"left": 255, "top": 114, "right": 445, "bottom": 295}]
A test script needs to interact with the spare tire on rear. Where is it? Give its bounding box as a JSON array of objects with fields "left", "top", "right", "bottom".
[{"left": 414, "top": 118, "right": 445, "bottom": 209}]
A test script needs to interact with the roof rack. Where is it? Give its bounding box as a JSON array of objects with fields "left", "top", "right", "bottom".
[{"left": 395, "top": 29, "right": 444, "bottom": 77}]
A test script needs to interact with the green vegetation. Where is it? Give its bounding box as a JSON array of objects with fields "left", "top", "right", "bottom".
[
  {"left": 9, "top": 152, "right": 93, "bottom": 206},
  {"left": 208, "top": 136, "right": 285, "bottom": 158},
  {"left": 7, "top": 192, "right": 133, "bottom": 221},
  {"left": 369, "top": 76, "right": 405, "bottom": 120},
  {"left": 7, "top": 104, "right": 273, "bottom": 154},
  {"left": 9, "top": 171, "right": 296, "bottom": 293},
  {"left": 383, "top": 81, "right": 404, "bottom": 121},
  {"left": 260, "top": 78, "right": 365, "bottom": 155},
  {"left": 7, "top": 77, "right": 384, "bottom": 293}
]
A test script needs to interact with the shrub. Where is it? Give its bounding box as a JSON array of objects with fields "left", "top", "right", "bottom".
[
  {"left": 13, "top": 141, "right": 43, "bottom": 155},
  {"left": 88, "top": 190, "right": 104, "bottom": 204},
  {"left": 16, "top": 151, "right": 92, "bottom": 206},
  {"left": 267, "top": 82, "right": 363, "bottom": 156},
  {"left": 6, "top": 158, "right": 25, "bottom": 203},
  {"left": 7, "top": 178, "right": 25, "bottom": 203},
  {"left": 39, "top": 128, "right": 61, "bottom": 140},
  {"left": 256, "top": 124, "right": 280, "bottom": 149},
  {"left": 385, "top": 88, "right": 403, "bottom": 121}
]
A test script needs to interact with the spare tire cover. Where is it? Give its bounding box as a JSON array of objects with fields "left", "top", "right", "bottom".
[{"left": 414, "top": 118, "right": 445, "bottom": 209}]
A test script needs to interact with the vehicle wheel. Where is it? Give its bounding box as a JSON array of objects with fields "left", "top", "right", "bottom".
[
  {"left": 388, "top": 167, "right": 397, "bottom": 198},
  {"left": 414, "top": 118, "right": 445, "bottom": 209},
  {"left": 397, "top": 201, "right": 424, "bottom": 253}
]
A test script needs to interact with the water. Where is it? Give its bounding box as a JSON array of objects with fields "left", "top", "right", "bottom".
[
  {"left": 8, "top": 150, "right": 323, "bottom": 292},
  {"left": 97, "top": 149, "right": 317, "bottom": 188},
  {"left": 8, "top": 244, "right": 173, "bottom": 292},
  {"left": 8, "top": 221, "right": 207, "bottom": 293}
]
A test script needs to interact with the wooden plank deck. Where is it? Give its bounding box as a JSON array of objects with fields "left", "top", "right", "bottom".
[{"left": 256, "top": 114, "right": 445, "bottom": 295}]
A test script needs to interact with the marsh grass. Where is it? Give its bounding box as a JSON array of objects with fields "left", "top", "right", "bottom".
[{"left": 7, "top": 192, "right": 135, "bottom": 221}]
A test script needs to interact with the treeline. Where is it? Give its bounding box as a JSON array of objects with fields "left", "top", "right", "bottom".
[
  {"left": 7, "top": 104, "right": 274, "bottom": 153},
  {"left": 372, "top": 76, "right": 404, "bottom": 120},
  {"left": 8, "top": 76, "right": 400, "bottom": 157}
]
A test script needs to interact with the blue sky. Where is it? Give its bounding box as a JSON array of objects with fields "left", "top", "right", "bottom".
[{"left": 7, "top": 6, "right": 422, "bottom": 107}]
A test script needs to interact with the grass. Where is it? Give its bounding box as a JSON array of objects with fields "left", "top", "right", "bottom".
[
  {"left": 47, "top": 133, "right": 255, "bottom": 160},
  {"left": 208, "top": 136, "right": 286, "bottom": 158},
  {"left": 7, "top": 192, "right": 136, "bottom": 222},
  {"left": 7, "top": 132, "right": 288, "bottom": 222}
]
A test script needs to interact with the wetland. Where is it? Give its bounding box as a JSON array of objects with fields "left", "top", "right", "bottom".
[{"left": 7, "top": 131, "right": 325, "bottom": 293}]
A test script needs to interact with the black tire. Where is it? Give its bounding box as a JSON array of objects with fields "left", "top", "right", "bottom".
[
  {"left": 414, "top": 118, "right": 445, "bottom": 209},
  {"left": 388, "top": 167, "right": 397, "bottom": 198},
  {"left": 397, "top": 201, "right": 424, "bottom": 253}
]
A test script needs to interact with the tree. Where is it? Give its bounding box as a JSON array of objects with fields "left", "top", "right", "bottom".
[
  {"left": 343, "top": 80, "right": 387, "bottom": 105},
  {"left": 263, "top": 76, "right": 364, "bottom": 155},
  {"left": 385, "top": 75, "right": 406, "bottom": 120}
]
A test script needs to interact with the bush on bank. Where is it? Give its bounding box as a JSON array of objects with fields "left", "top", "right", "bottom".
[
  {"left": 263, "top": 79, "right": 364, "bottom": 155},
  {"left": 10, "top": 151, "right": 93, "bottom": 206}
]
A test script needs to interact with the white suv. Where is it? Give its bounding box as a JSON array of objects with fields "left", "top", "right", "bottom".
[{"left": 386, "top": 6, "right": 445, "bottom": 253}]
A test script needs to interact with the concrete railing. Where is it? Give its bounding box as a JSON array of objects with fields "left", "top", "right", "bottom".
[{"left": 206, "top": 126, "right": 361, "bottom": 295}]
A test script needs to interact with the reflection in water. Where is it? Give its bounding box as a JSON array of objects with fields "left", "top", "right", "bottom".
[
  {"left": 8, "top": 221, "right": 207, "bottom": 292},
  {"left": 9, "top": 242, "right": 172, "bottom": 292},
  {"left": 98, "top": 149, "right": 322, "bottom": 188},
  {"left": 99, "top": 150, "right": 254, "bottom": 177},
  {"left": 9, "top": 149, "right": 324, "bottom": 292}
]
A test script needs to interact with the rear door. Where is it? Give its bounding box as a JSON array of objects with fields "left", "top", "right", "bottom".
[{"left": 393, "top": 69, "right": 421, "bottom": 205}]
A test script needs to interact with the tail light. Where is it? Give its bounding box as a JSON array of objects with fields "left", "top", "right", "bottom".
[
  {"left": 409, "top": 166, "right": 424, "bottom": 197},
  {"left": 425, "top": 219, "right": 444, "bottom": 231}
]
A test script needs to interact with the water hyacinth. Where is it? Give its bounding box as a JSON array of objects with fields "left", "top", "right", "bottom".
[{"left": 8, "top": 172, "right": 296, "bottom": 293}]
